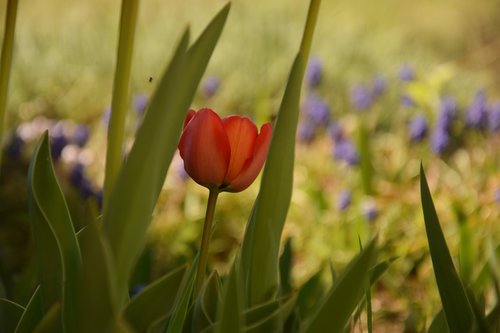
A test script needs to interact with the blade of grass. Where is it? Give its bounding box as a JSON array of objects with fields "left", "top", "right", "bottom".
[
  {"left": 28, "top": 132, "right": 82, "bottom": 332},
  {"left": 216, "top": 264, "right": 243, "bottom": 333},
  {"left": 15, "top": 287, "right": 43, "bottom": 333},
  {"left": 419, "top": 164, "right": 476, "bottom": 332},
  {"left": 0, "top": 0, "right": 19, "bottom": 170},
  {"left": 103, "top": 4, "right": 230, "bottom": 306},
  {"left": 302, "top": 238, "right": 377, "bottom": 333},
  {"left": 239, "top": 0, "right": 321, "bottom": 307},
  {"left": 103, "top": 0, "right": 140, "bottom": 207},
  {"left": 0, "top": 298, "right": 24, "bottom": 333}
]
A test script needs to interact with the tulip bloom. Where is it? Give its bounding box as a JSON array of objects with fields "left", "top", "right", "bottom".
[{"left": 179, "top": 108, "right": 272, "bottom": 192}]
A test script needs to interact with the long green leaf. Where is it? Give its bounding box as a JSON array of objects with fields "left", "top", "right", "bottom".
[
  {"left": 193, "top": 271, "right": 222, "bottom": 333},
  {"left": 103, "top": 4, "right": 230, "bottom": 305},
  {"left": 428, "top": 310, "right": 448, "bottom": 333},
  {"left": 74, "top": 216, "right": 118, "bottom": 333},
  {"left": 15, "top": 287, "right": 43, "bottom": 333},
  {"left": 0, "top": 298, "right": 24, "bottom": 333},
  {"left": 216, "top": 264, "right": 243, "bottom": 333},
  {"left": 0, "top": 0, "right": 19, "bottom": 170},
  {"left": 420, "top": 165, "right": 476, "bottom": 332},
  {"left": 302, "top": 238, "right": 377, "bottom": 333},
  {"left": 27, "top": 132, "right": 82, "bottom": 332},
  {"left": 32, "top": 303, "right": 61, "bottom": 333},
  {"left": 244, "top": 294, "right": 296, "bottom": 333},
  {"left": 124, "top": 265, "right": 188, "bottom": 332},
  {"left": 239, "top": 0, "right": 320, "bottom": 307}
]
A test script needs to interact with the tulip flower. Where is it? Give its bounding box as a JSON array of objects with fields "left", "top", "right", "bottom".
[
  {"left": 179, "top": 108, "right": 272, "bottom": 192},
  {"left": 178, "top": 107, "right": 272, "bottom": 295}
]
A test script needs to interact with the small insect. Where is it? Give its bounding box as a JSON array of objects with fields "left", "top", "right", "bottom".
[{"left": 149, "top": 77, "right": 153, "bottom": 83}]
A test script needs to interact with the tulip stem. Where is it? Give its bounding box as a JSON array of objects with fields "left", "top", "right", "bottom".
[{"left": 195, "top": 189, "right": 219, "bottom": 297}]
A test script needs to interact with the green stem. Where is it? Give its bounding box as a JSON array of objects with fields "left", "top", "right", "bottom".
[
  {"left": 0, "top": 0, "right": 19, "bottom": 172},
  {"left": 195, "top": 189, "right": 219, "bottom": 297},
  {"left": 298, "top": 0, "right": 321, "bottom": 69},
  {"left": 104, "top": 0, "right": 140, "bottom": 211}
]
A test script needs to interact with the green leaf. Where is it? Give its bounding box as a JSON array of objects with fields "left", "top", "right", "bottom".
[
  {"left": 369, "top": 257, "right": 397, "bottom": 285},
  {"left": 27, "top": 132, "right": 82, "bottom": 331},
  {"left": 74, "top": 216, "right": 118, "bottom": 333},
  {"left": 216, "top": 265, "right": 243, "bottom": 333},
  {"left": 428, "top": 310, "right": 448, "bottom": 333},
  {"left": 244, "top": 294, "right": 296, "bottom": 333},
  {"left": 32, "top": 303, "right": 61, "bottom": 333},
  {"left": 296, "top": 268, "right": 326, "bottom": 321},
  {"left": 193, "top": 271, "right": 222, "bottom": 333},
  {"left": 420, "top": 165, "right": 476, "bottom": 332},
  {"left": 124, "top": 265, "right": 188, "bottom": 332},
  {"left": 239, "top": 0, "right": 320, "bottom": 307},
  {"left": 0, "top": 298, "right": 24, "bottom": 333},
  {"left": 103, "top": 3, "right": 230, "bottom": 305},
  {"left": 14, "top": 286, "right": 43, "bottom": 333},
  {"left": 165, "top": 257, "right": 199, "bottom": 333},
  {"left": 302, "top": 238, "right": 377, "bottom": 333},
  {"left": 357, "top": 119, "right": 374, "bottom": 195},
  {"left": 279, "top": 238, "right": 293, "bottom": 295}
]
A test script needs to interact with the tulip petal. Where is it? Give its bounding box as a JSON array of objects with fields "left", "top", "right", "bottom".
[
  {"left": 179, "top": 108, "right": 231, "bottom": 188},
  {"left": 222, "top": 116, "right": 258, "bottom": 184},
  {"left": 226, "top": 122, "right": 272, "bottom": 192},
  {"left": 183, "top": 109, "right": 196, "bottom": 129}
]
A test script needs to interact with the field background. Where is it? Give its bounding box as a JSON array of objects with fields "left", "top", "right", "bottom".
[{"left": 1, "top": 0, "right": 500, "bottom": 331}]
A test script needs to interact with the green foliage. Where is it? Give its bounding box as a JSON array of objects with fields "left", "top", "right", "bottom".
[{"left": 420, "top": 165, "right": 497, "bottom": 332}]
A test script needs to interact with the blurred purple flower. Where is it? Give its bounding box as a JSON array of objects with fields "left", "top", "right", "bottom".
[
  {"left": 6, "top": 130, "right": 25, "bottom": 159},
  {"left": 202, "top": 76, "right": 220, "bottom": 98},
  {"left": 297, "top": 121, "right": 317, "bottom": 144},
  {"left": 338, "top": 190, "right": 352, "bottom": 211},
  {"left": 399, "top": 64, "right": 415, "bottom": 82},
  {"left": 306, "top": 57, "right": 323, "bottom": 88},
  {"left": 350, "top": 84, "right": 373, "bottom": 111},
  {"left": 50, "top": 131, "right": 68, "bottom": 161},
  {"left": 133, "top": 93, "right": 148, "bottom": 115},
  {"left": 334, "top": 138, "right": 360, "bottom": 166},
  {"left": 430, "top": 127, "right": 450, "bottom": 155},
  {"left": 102, "top": 106, "right": 111, "bottom": 128},
  {"left": 400, "top": 94, "right": 415, "bottom": 107},
  {"left": 73, "top": 125, "right": 90, "bottom": 147},
  {"left": 466, "top": 90, "right": 489, "bottom": 130},
  {"left": 437, "top": 96, "right": 457, "bottom": 131},
  {"left": 329, "top": 122, "right": 344, "bottom": 142},
  {"left": 409, "top": 115, "right": 428, "bottom": 142},
  {"left": 303, "top": 95, "right": 330, "bottom": 127},
  {"left": 489, "top": 102, "right": 500, "bottom": 132},
  {"left": 372, "top": 74, "right": 387, "bottom": 98},
  {"left": 494, "top": 189, "right": 500, "bottom": 204},
  {"left": 362, "top": 200, "right": 378, "bottom": 221}
]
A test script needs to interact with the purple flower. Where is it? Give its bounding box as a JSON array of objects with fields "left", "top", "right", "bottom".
[
  {"left": 338, "top": 190, "right": 352, "bottom": 211},
  {"left": 306, "top": 57, "right": 323, "bottom": 88},
  {"left": 372, "top": 74, "right": 387, "bottom": 98},
  {"left": 400, "top": 94, "right": 416, "bottom": 107},
  {"left": 489, "top": 102, "right": 500, "bottom": 132},
  {"left": 297, "top": 121, "right": 317, "bottom": 144},
  {"left": 399, "top": 64, "right": 415, "bottom": 82},
  {"left": 73, "top": 125, "right": 89, "bottom": 147},
  {"left": 437, "top": 96, "right": 457, "bottom": 131},
  {"left": 350, "top": 84, "right": 373, "bottom": 111},
  {"left": 334, "top": 138, "right": 360, "bottom": 166},
  {"left": 466, "top": 90, "right": 489, "bottom": 130},
  {"left": 133, "top": 93, "right": 148, "bottom": 115},
  {"left": 431, "top": 127, "right": 450, "bottom": 155},
  {"left": 362, "top": 200, "right": 378, "bottom": 221},
  {"left": 409, "top": 115, "right": 428, "bottom": 142},
  {"left": 329, "top": 122, "right": 344, "bottom": 142},
  {"left": 494, "top": 189, "right": 500, "bottom": 204},
  {"left": 201, "top": 76, "right": 220, "bottom": 98},
  {"left": 50, "top": 129, "right": 68, "bottom": 161},
  {"left": 6, "top": 130, "right": 24, "bottom": 159},
  {"left": 303, "top": 95, "right": 330, "bottom": 127}
]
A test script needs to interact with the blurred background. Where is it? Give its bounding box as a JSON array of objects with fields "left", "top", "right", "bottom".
[{"left": 1, "top": 0, "right": 500, "bottom": 331}]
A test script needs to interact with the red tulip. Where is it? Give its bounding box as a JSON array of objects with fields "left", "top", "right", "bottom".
[{"left": 178, "top": 108, "right": 272, "bottom": 192}]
